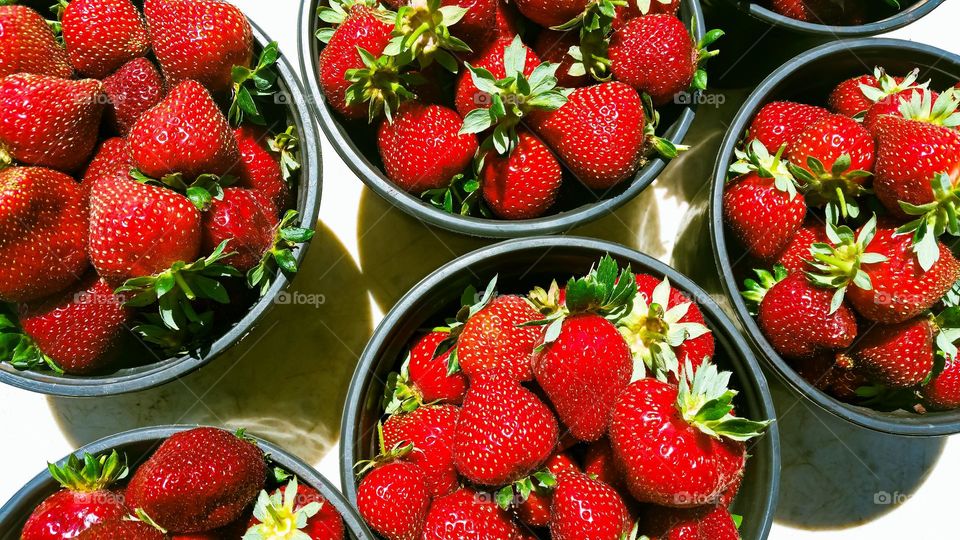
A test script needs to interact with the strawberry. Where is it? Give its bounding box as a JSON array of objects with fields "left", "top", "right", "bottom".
[
  {"left": 386, "top": 330, "right": 467, "bottom": 408},
  {"left": 455, "top": 36, "right": 541, "bottom": 118},
  {"left": 201, "top": 188, "right": 277, "bottom": 272},
  {"left": 245, "top": 477, "right": 345, "bottom": 540},
  {"left": 383, "top": 404, "right": 460, "bottom": 497},
  {"left": 617, "top": 0, "right": 680, "bottom": 20},
  {"left": 232, "top": 125, "right": 290, "bottom": 213},
  {"left": 76, "top": 520, "right": 166, "bottom": 539},
  {"left": 129, "top": 79, "right": 241, "bottom": 180},
  {"left": 609, "top": 361, "right": 769, "bottom": 507},
  {"left": 493, "top": 0, "right": 521, "bottom": 38},
  {"left": 849, "top": 318, "right": 934, "bottom": 388},
  {"left": 456, "top": 293, "right": 543, "bottom": 381},
  {"left": 532, "top": 30, "right": 588, "bottom": 89},
  {"left": 21, "top": 451, "right": 129, "bottom": 540},
  {"left": 769, "top": 0, "right": 853, "bottom": 24},
  {"left": 776, "top": 219, "right": 827, "bottom": 274},
  {"left": 17, "top": 275, "right": 131, "bottom": 374},
  {"left": 60, "top": 0, "right": 150, "bottom": 78},
  {"left": 102, "top": 57, "right": 165, "bottom": 136},
  {"left": 421, "top": 488, "right": 521, "bottom": 539},
  {"left": 124, "top": 427, "right": 267, "bottom": 533},
  {"left": 453, "top": 372, "right": 559, "bottom": 486},
  {"left": 0, "top": 5, "right": 72, "bottom": 78},
  {"left": 442, "top": 0, "right": 497, "bottom": 51},
  {"left": 583, "top": 438, "right": 625, "bottom": 490},
  {"left": 377, "top": 102, "right": 478, "bottom": 193},
  {"left": 549, "top": 471, "right": 631, "bottom": 540},
  {"left": 479, "top": 129, "right": 563, "bottom": 219},
  {"left": 642, "top": 504, "right": 740, "bottom": 540},
  {"left": 746, "top": 101, "right": 830, "bottom": 155},
  {"left": 144, "top": 0, "right": 253, "bottom": 92},
  {"left": 357, "top": 460, "right": 431, "bottom": 540},
  {"left": 0, "top": 167, "right": 88, "bottom": 303},
  {"left": 829, "top": 68, "right": 922, "bottom": 118},
  {"left": 533, "top": 81, "right": 646, "bottom": 190},
  {"left": 922, "top": 356, "right": 960, "bottom": 410},
  {"left": 513, "top": 451, "right": 579, "bottom": 527},
  {"left": 722, "top": 140, "right": 806, "bottom": 261},
  {"left": 0, "top": 74, "right": 104, "bottom": 172},
  {"left": 82, "top": 138, "right": 132, "bottom": 193},
  {"left": 513, "top": 0, "right": 588, "bottom": 28},
  {"left": 863, "top": 87, "right": 935, "bottom": 134}
]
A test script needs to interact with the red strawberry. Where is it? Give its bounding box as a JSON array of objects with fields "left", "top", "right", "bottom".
[
  {"left": 863, "top": 88, "right": 934, "bottom": 133},
  {"left": 421, "top": 488, "right": 521, "bottom": 539},
  {"left": 171, "top": 517, "right": 250, "bottom": 540},
  {"left": 514, "top": 451, "right": 579, "bottom": 527},
  {"left": 125, "top": 427, "right": 266, "bottom": 533},
  {"left": 19, "top": 276, "right": 131, "bottom": 374},
  {"left": 532, "top": 30, "right": 588, "bottom": 89},
  {"left": 357, "top": 460, "right": 431, "bottom": 540},
  {"left": 746, "top": 101, "right": 830, "bottom": 154},
  {"left": 245, "top": 478, "right": 345, "bottom": 540},
  {"left": 849, "top": 318, "right": 934, "bottom": 389},
  {"left": 617, "top": 0, "right": 680, "bottom": 21},
  {"left": 88, "top": 167, "right": 201, "bottom": 284},
  {"left": 377, "top": 102, "right": 478, "bottom": 193},
  {"left": 493, "top": 0, "right": 521, "bottom": 39},
  {"left": 21, "top": 451, "right": 129, "bottom": 540},
  {"left": 453, "top": 372, "right": 559, "bottom": 486},
  {"left": 609, "top": 362, "right": 768, "bottom": 507},
  {"left": 61, "top": 0, "right": 149, "bottom": 78},
  {"left": 513, "top": 0, "right": 589, "bottom": 28},
  {"left": 0, "top": 74, "right": 104, "bottom": 172},
  {"left": 829, "top": 69, "right": 921, "bottom": 118},
  {"left": 769, "top": 0, "right": 853, "bottom": 24},
  {"left": 922, "top": 356, "right": 960, "bottom": 410},
  {"left": 201, "top": 188, "right": 278, "bottom": 272},
  {"left": 102, "top": 57, "right": 165, "bottom": 136},
  {"left": 0, "top": 167, "right": 88, "bottom": 303},
  {"left": 583, "top": 438, "right": 625, "bottom": 491},
  {"left": 609, "top": 14, "right": 700, "bottom": 106},
  {"left": 144, "top": 0, "right": 253, "bottom": 92},
  {"left": 776, "top": 220, "right": 827, "bottom": 274},
  {"left": 233, "top": 125, "right": 290, "bottom": 213},
  {"left": 549, "top": 471, "right": 632, "bottom": 540},
  {"left": 82, "top": 138, "right": 132, "bottom": 194},
  {"left": 642, "top": 504, "right": 740, "bottom": 540},
  {"left": 0, "top": 5, "right": 72, "bottom": 78},
  {"left": 480, "top": 129, "right": 563, "bottom": 219},
  {"left": 456, "top": 36, "right": 541, "bottom": 117},
  {"left": 407, "top": 331, "right": 468, "bottom": 404},
  {"left": 533, "top": 81, "right": 646, "bottom": 189},
  {"left": 456, "top": 294, "right": 543, "bottom": 381},
  {"left": 129, "top": 79, "right": 241, "bottom": 180},
  {"left": 383, "top": 404, "right": 460, "bottom": 497},
  {"left": 76, "top": 520, "right": 166, "bottom": 540},
  {"left": 444, "top": 0, "right": 497, "bottom": 51}
]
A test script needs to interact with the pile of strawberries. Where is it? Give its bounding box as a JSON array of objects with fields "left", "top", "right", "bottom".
[
  {"left": 20, "top": 427, "right": 347, "bottom": 539},
  {"left": 354, "top": 256, "right": 771, "bottom": 539},
  {"left": 315, "top": 0, "right": 721, "bottom": 220},
  {"left": 766, "top": 0, "right": 903, "bottom": 26},
  {"left": 0, "top": 0, "right": 314, "bottom": 377},
  {"left": 723, "top": 66, "right": 960, "bottom": 413}
]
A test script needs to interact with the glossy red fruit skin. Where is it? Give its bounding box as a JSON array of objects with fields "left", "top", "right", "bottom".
[
  {"left": 776, "top": 220, "right": 827, "bottom": 275},
  {"left": 480, "top": 130, "right": 563, "bottom": 219},
  {"left": 513, "top": 0, "right": 588, "bottom": 27},
  {"left": 722, "top": 172, "right": 807, "bottom": 261},
  {"left": 863, "top": 88, "right": 933, "bottom": 134},
  {"left": 610, "top": 378, "right": 746, "bottom": 508},
  {"left": 533, "top": 81, "right": 645, "bottom": 190},
  {"left": 144, "top": 0, "right": 252, "bottom": 92},
  {"left": 102, "top": 58, "right": 165, "bottom": 136},
  {"left": 421, "top": 488, "right": 521, "bottom": 540},
  {"left": 643, "top": 504, "right": 740, "bottom": 540},
  {"left": 0, "top": 5, "right": 73, "bottom": 78},
  {"left": 457, "top": 294, "right": 543, "bottom": 381},
  {"left": 851, "top": 318, "right": 934, "bottom": 389},
  {"left": 758, "top": 273, "right": 858, "bottom": 360},
  {"left": 318, "top": 5, "right": 392, "bottom": 118},
  {"left": 770, "top": 0, "right": 857, "bottom": 24},
  {"left": 445, "top": 0, "right": 497, "bottom": 51},
  {"left": 407, "top": 331, "right": 468, "bottom": 404},
  {"left": 129, "top": 79, "right": 241, "bottom": 180},
  {"left": 76, "top": 520, "right": 166, "bottom": 539},
  {"left": 514, "top": 451, "right": 580, "bottom": 527},
  {"left": 635, "top": 273, "right": 716, "bottom": 365},
  {"left": 0, "top": 74, "right": 104, "bottom": 172},
  {"left": 828, "top": 74, "right": 878, "bottom": 117},
  {"left": 383, "top": 404, "right": 460, "bottom": 497},
  {"left": 247, "top": 484, "right": 345, "bottom": 540},
  {"left": 357, "top": 461, "right": 431, "bottom": 540},
  {"left": 609, "top": 14, "right": 695, "bottom": 106},
  {"left": 456, "top": 37, "right": 541, "bottom": 117},
  {"left": 747, "top": 101, "right": 831, "bottom": 154},
  {"left": 377, "top": 102, "right": 478, "bottom": 193},
  {"left": 21, "top": 489, "right": 128, "bottom": 540},
  {"left": 61, "top": 0, "right": 149, "bottom": 78},
  {"left": 583, "top": 438, "right": 626, "bottom": 491},
  {"left": 0, "top": 167, "right": 88, "bottom": 303},
  {"left": 124, "top": 427, "right": 267, "bottom": 533},
  {"left": 787, "top": 113, "right": 875, "bottom": 178},
  {"left": 453, "top": 373, "right": 559, "bottom": 486},
  {"left": 171, "top": 516, "right": 250, "bottom": 540},
  {"left": 532, "top": 30, "right": 588, "bottom": 89},
  {"left": 615, "top": 0, "right": 680, "bottom": 24},
  {"left": 82, "top": 138, "right": 132, "bottom": 194},
  {"left": 549, "top": 471, "right": 632, "bottom": 540},
  {"left": 846, "top": 228, "right": 960, "bottom": 324},
  {"left": 233, "top": 125, "right": 289, "bottom": 214},
  {"left": 202, "top": 187, "right": 278, "bottom": 271},
  {"left": 533, "top": 314, "right": 632, "bottom": 442},
  {"left": 922, "top": 356, "right": 960, "bottom": 410}
]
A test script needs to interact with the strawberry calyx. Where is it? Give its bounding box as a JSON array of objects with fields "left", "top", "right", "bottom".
[
  {"left": 897, "top": 87, "right": 960, "bottom": 128},
  {"left": 387, "top": 0, "right": 473, "bottom": 73},
  {"left": 691, "top": 25, "right": 724, "bottom": 92},
  {"left": 857, "top": 67, "right": 926, "bottom": 113},
  {"left": 933, "top": 306, "right": 960, "bottom": 364},
  {"left": 315, "top": 0, "right": 388, "bottom": 42},
  {"left": 728, "top": 139, "right": 799, "bottom": 200},
  {"left": 494, "top": 468, "right": 557, "bottom": 510},
  {"left": 268, "top": 126, "right": 302, "bottom": 182},
  {"left": 229, "top": 41, "right": 281, "bottom": 126},
  {"left": 0, "top": 305, "right": 64, "bottom": 373},
  {"left": 247, "top": 210, "right": 316, "bottom": 296},
  {"left": 806, "top": 212, "right": 887, "bottom": 314},
  {"left": 431, "top": 276, "right": 498, "bottom": 367},
  {"left": 245, "top": 477, "right": 324, "bottom": 540},
  {"left": 48, "top": 450, "right": 128, "bottom": 493},
  {"left": 552, "top": 0, "right": 626, "bottom": 82},
  {"left": 459, "top": 36, "right": 572, "bottom": 155},
  {"left": 421, "top": 173, "right": 491, "bottom": 217},
  {"left": 354, "top": 423, "right": 416, "bottom": 478},
  {"left": 129, "top": 169, "right": 237, "bottom": 212},
  {"left": 641, "top": 92, "right": 689, "bottom": 159},
  {"left": 740, "top": 264, "right": 788, "bottom": 317},
  {"left": 897, "top": 171, "right": 960, "bottom": 272},
  {"left": 344, "top": 47, "right": 421, "bottom": 123},
  {"left": 616, "top": 275, "right": 711, "bottom": 381},
  {"left": 676, "top": 359, "right": 771, "bottom": 441},
  {"left": 383, "top": 354, "right": 425, "bottom": 414},
  {"left": 787, "top": 154, "right": 872, "bottom": 219}
]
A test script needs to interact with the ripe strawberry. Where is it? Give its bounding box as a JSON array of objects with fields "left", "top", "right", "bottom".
[
  {"left": 0, "top": 167, "right": 88, "bottom": 303},
  {"left": 144, "top": 0, "right": 253, "bottom": 92},
  {"left": 443, "top": 0, "right": 497, "bottom": 50},
  {"left": 76, "top": 520, "right": 166, "bottom": 540},
  {"left": 201, "top": 188, "right": 277, "bottom": 272},
  {"left": 357, "top": 460, "right": 431, "bottom": 540},
  {"left": 378, "top": 102, "right": 478, "bottom": 193},
  {"left": 849, "top": 318, "right": 934, "bottom": 389},
  {"left": 492, "top": 0, "right": 521, "bottom": 39},
  {"left": 862, "top": 87, "right": 934, "bottom": 134},
  {"left": 457, "top": 294, "right": 543, "bottom": 381},
  {"left": 776, "top": 220, "right": 827, "bottom": 274},
  {"left": 550, "top": 471, "right": 631, "bottom": 540},
  {"left": 642, "top": 504, "right": 740, "bottom": 540},
  {"left": 387, "top": 330, "right": 467, "bottom": 409},
  {"left": 583, "top": 438, "right": 625, "bottom": 491},
  {"left": 532, "top": 30, "right": 588, "bottom": 89},
  {"left": 129, "top": 80, "right": 241, "bottom": 180},
  {"left": 513, "top": 451, "right": 579, "bottom": 527},
  {"left": 922, "top": 356, "right": 960, "bottom": 410},
  {"left": 746, "top": 101, "right": 830, "bottom": 155},
  {"left": 533, "top": 81, "right": 646, "bottom": 189},
  {"left": 455, "top": 36, "right": 541, "bottom": 117},
  {"left": 480, "top": 129, "right": 562, "bottom": 219},
  {"left": 829, "top": 69, "right": 921, "bottom": 118},
  {"left": 617, "top": 0, "right": 680, "bottom": 21},
  {"left": 125, "top": 427, "right": 267, "bottom": 533},
  {"left": 245, "top": 477, "right": 345, "bottom": 540},
  {"left": 61, "top": 0, "right": 149, "bottom": 78},
  {"left": 609, "top": 362, "right": 768, "bottom": 507},
  {"left": 513, "top": 0, "right": 588, "bottom": 27},
  {"left": 232, "top": 125, "right": 289, "bottom": 213},
  {"left": 453, "top": 372, "right": 559, "bottom": 486},
  {"left": 21, "top": 451, "right": 129, "bottom": 540},
  {"left": 0, "top": 5, "right": 72, "bottom": 78},
  {"left": 769, "top": 0, "right": 857, "bottom": 24},
  {"left": 421, "top": 488, "right": 521, "bottom": 539},
  {"left": 88, "top": 167, "right": 201, "bottom": 284},
  {"left": 102, "top": 57, "right": 165, "bottom": 136},
  {"left": 82, "top": 138, "right": 132, "bottom": 193},
  {"left": 383, "top": 404, "right": 460, "bottom": 497},
  {"left": 0, "top": 74, "right": 104, "bottom": 172}
]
